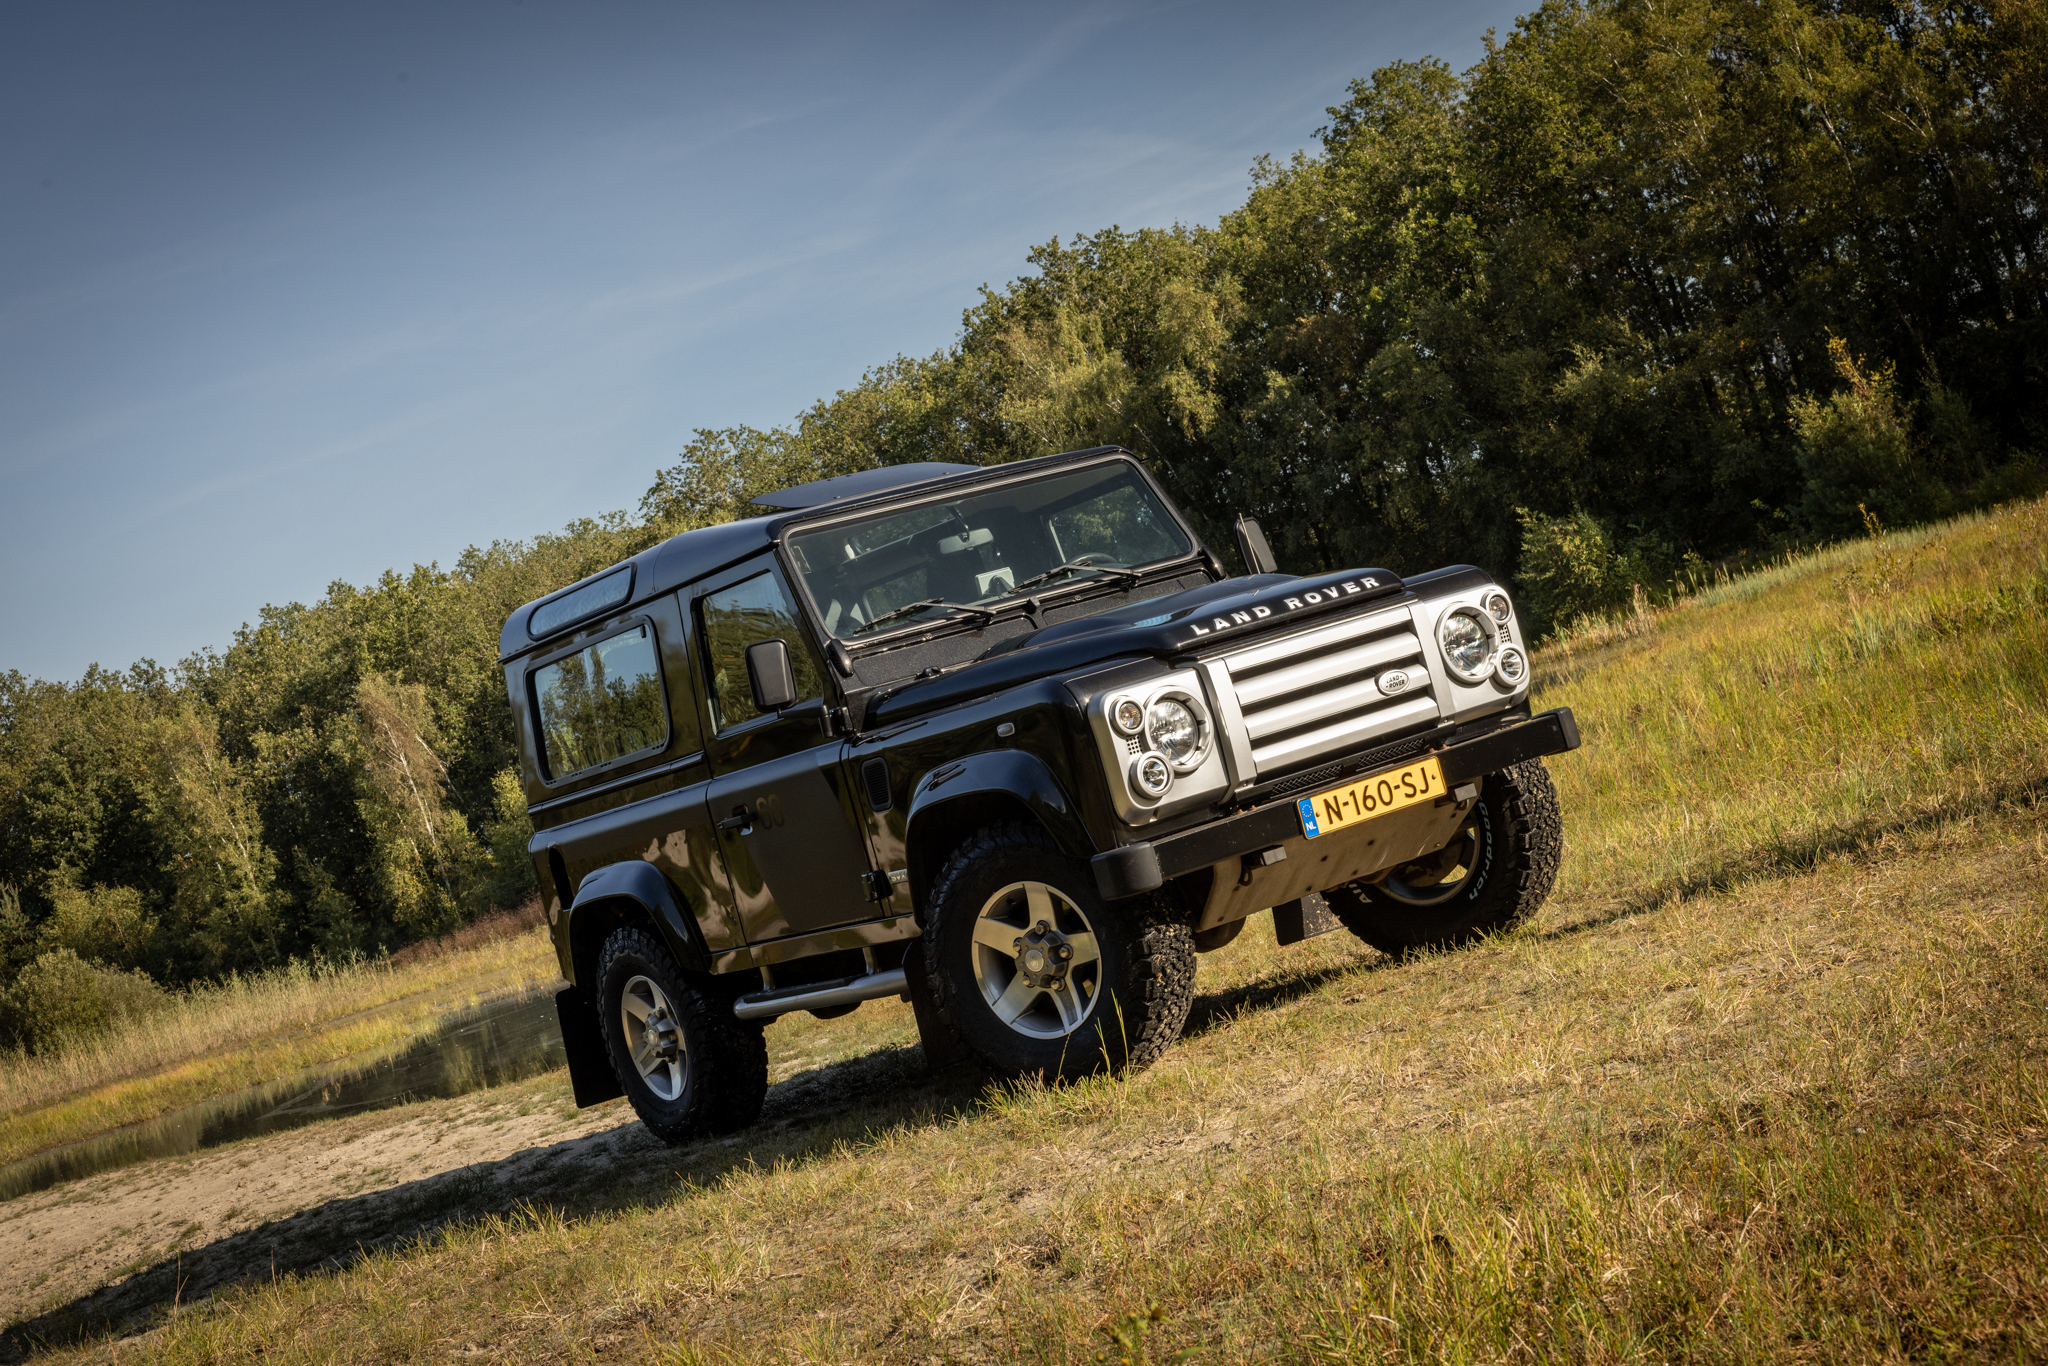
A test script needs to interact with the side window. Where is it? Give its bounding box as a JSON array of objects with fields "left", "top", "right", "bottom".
[
  {"left": 699, "top": 569, "right": 826, "bottom": 731},
  {"left": 531, "top": 623, "right": 668, "bottom": 779}
]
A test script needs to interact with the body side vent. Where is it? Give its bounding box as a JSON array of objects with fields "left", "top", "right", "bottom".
[{"left": 861, "top": 757, "right": 893, "bottom": 813}]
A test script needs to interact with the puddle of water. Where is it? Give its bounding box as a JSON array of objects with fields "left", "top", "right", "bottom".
[{"left": 0, "top": 989, "right": 566, "bottom": 1205}]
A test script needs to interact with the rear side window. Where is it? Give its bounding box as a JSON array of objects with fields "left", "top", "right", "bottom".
[
  {"left": 532, "top": 624, "right": 668, "bottom": 779},
  {"left": 700, "top": 570, "right": 825, "bottom": 731}
]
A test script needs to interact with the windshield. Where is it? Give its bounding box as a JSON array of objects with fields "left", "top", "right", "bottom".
[{"left": 785, "top": 461, "right": 1193, "bottom": 641}]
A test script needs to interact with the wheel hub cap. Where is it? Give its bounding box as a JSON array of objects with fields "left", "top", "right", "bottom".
[{"left": 970, "top": 881, "right": 1103, "bottom": 1040}]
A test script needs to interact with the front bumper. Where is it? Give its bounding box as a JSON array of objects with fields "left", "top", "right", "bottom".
[{"left": 1090, "top": 706, "right": 1581, "bottom": 900}]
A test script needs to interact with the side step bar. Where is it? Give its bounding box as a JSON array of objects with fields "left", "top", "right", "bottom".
[{"left": 733, "top": 968, "right": 908, "bottom": 1022}]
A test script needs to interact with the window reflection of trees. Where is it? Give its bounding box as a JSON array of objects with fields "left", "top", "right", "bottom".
[
  {"left": 788, "top": 465, "right": 1192, "bottom": 641},
  {"left": 535, "top": 628, "right": 666, "bottom": 778},
  {"left": 701, "top": 574, "right": 824, "bottom": 731}
]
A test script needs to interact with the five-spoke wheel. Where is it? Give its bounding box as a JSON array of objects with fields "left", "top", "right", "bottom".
[
  {"left": 923, "top": 823, "right": 1194, "bottom": 1080},
  {"left": 618, "top": 972, "right": 687, "bottom": 1101},
  {"left": 596, "top": 927, "right": 767, "bottom": 1144},
  {"left": 969, "top": 881, "right": 1104, "bottom": 1039}
]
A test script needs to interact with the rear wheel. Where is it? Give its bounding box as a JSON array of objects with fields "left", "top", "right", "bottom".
[
  {"left": 597, "top": 927, "right": 767, "bottom": 1144},
  {"left": 923, "top": 824, "right": 1194, "bottom": 1080},
  {"left": 1326, "top": 758, "right": 1562, "bottom": 957}
]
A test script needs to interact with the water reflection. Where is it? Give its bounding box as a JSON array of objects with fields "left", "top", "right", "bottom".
[{"left": 0, "top": 988, "right": 565, "bottom": 1204}]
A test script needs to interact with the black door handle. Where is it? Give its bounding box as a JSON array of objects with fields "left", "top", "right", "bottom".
[{"left": 717, "top": 808, "right": 754, "bottom": 834}]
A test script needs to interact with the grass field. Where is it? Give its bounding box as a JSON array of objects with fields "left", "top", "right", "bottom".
[
  {"left": 0, "top": 912, "right": 561, "bottom": 1167},
  {"left": 22, "top": 497, "right": 2048, "bottom": 1363}
]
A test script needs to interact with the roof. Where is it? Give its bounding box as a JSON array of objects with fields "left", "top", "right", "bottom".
[{"left": 749, "top": 462, "right": 979, "bottom": 510}]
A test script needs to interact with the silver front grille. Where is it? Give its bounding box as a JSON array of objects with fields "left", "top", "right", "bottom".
[{"left": 1209, "top": 605, "right": 1437, "bottom": 779}]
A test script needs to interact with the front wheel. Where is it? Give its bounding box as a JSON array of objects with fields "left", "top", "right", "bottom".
[
  {"left": 923, "top": 823, "right": 1194, "bottom": 1081},
  {"left": 597, "top": 927, "right": 767, "bottom": 1144},
  {"left": 1325, "top": 758, "right": 1562, "bottom": 958}
]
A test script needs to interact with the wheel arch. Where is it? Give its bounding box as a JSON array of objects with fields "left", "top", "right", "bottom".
[
  {"left": 902, "top": 750, "right": 1092, "bottom": 918},
  {"left": 563, "top": 860, "right": 709, "bottom": 989}
]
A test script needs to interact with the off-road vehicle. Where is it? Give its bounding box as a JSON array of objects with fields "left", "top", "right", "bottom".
[{"left": 502, "top": 447, "right": 1579, "bottom": 1141}]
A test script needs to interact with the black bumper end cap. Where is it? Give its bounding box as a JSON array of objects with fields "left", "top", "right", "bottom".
[{"left": 1092, "top": 843, "right": 1164, "bottom": 900}]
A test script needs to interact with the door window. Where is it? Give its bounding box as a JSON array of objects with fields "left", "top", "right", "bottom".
[
  {"left": 700, "top": 570, "right": 826, "bottom": 731},
  {"left": 531, "top": 624, "right": 668, "bottom": 779}
]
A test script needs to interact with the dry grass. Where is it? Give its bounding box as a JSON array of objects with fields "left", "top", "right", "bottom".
[
  {"left": 0, "top": 923, "right": 560, "bottom": 1166},
  {"left": 22, "top": 496, "right": 2048, "bottom": 1364}
]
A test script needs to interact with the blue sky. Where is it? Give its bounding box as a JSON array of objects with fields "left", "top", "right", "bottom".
[{"left": 2, "top": 0, "right": 1529, "bottom": 683}]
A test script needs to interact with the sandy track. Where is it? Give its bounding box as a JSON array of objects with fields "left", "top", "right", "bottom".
[
  {"left": 1, "top": 1026, "right": 943, "bottom": 1357},
  {"left": 0, "top": 1071, "right": 657, "bottom": 1351}
]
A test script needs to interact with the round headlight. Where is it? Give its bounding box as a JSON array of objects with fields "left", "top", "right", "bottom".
[
  {"left": 1145, "top": 698, "right": 1205, "bottom": 770},
  {"left": 1130, "top": 753, "right": 1173, "bottom": 799},
  {"left": 1496, "top": 646, "right": 1527, "bottom": 686},
  {"left": 1438, "top": 608, "right": 1495, "bottom": 681},
  {"left": 1110, "top": 696, "right": 1145, "bottom": 736},
  {"left": 1483, "top": 590, "right": 1512, "bottom": 625}
]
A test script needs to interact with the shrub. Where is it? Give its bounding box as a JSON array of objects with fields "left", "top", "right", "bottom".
[{"left": 0, "top": 948, "right": 170, "bottom": 1055}]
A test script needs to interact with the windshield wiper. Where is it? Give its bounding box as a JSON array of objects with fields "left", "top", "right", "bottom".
[
  {"left": 847, "top": 596, "right": 998, "bottom": 637},
  {"left": 1003, "top": 559, "right": 1142, "bottom": 596}
]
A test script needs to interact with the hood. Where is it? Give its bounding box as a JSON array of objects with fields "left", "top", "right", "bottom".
[{"left": 862, "top": 567, "right": 1405, "bottom": 726}]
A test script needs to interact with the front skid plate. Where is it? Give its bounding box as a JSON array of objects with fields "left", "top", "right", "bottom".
[{"left": 1193, "top": 787, "right": 1475, "bottom": 933}]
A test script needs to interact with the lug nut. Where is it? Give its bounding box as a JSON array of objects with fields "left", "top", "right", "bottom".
[{"left": 1057, "top": 945, "right": 1072, "bottom": 960}]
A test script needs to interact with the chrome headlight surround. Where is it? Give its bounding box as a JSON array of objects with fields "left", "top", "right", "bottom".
[
  {"left": 1088, "top": 670, "right": 1231, "bottom": 824},
  {"left": 1481, "top": 589, "right": 1513, "bottom": 626},
  {"left": 1435, "top": 604, "right": 1498, "bottom": 683}
]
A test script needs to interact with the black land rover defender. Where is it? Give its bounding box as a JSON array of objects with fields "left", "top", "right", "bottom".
[{"left": 504, "top": 447, "right": 1579, "bottom": 1142}]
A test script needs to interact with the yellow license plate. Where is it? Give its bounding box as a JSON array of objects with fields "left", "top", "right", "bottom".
[{"left": 1297, "top": 756, "right": 1445, "bottom": 838}]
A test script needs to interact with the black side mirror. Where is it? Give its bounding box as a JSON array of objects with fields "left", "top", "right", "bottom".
[
  {"left": 744, "top": 639, "right": 799, "bottom": 712},
  {"left": 1234, "top": 515, "right": 1277, "bottom": 575}
]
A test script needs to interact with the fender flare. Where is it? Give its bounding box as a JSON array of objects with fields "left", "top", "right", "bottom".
[
  {"left": 564, "top": 859, "right": 709, "bottom": 983},
  {"left": 902, "top": 750, "right": 1092, "bottom": 910}
]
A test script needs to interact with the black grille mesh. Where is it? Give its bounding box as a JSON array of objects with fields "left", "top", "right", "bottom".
[{"left": 861, "top": 757, "right": 893, "bottom": 813}]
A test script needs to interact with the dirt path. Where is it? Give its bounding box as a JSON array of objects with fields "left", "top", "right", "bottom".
[
  {"left": 0, "top": 1069, "right": 657, "bottom": 1350},
  {"left": 1, "top": 1015, "right": 945, "bottom": 1357}
]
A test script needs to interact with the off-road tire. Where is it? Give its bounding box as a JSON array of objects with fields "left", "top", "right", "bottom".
[
  {"left": 596, "top": 927, "right": 768, "bottom": 1144},
  {"left": 1326, "top": 758, "right": 1562, "bottom": 958},
  {"left": 923, "top": 823, "right": 1195, "bottom": 1081}
]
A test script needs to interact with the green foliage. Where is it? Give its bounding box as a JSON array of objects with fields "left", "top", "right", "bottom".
[
  {"left": 0, "top": 947, "right": 169, "bottom": 1055},
  {"left": 40, "top": 870, "right": 154, "bottom": 969},
  {"left": 476, "top": 768, "right": 538, "bottom": 914},
  {"left": 1793, "top": 335, "right": 1942, "bottom": 535}
]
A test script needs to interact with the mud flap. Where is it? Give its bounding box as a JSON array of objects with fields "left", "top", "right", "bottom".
[
  {"left": 1273, "top": 893, "right": 1341, "bottom": 946},
  {"left": 902, "top": 948, "right": 972, "bottom": 1071},
  {"left": 556, "top": 986, "right": 625, "bottom": 1108}
]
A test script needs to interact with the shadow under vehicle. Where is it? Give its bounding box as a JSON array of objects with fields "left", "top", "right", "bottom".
[{"left": 501, "top": 447, "right": 1580, "bottom": 1141}]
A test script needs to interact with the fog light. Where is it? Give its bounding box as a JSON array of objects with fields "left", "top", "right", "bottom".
[
  {"left": 1130, "top": 753, "right": 1172, "bottom": 799},
  {"left": 1496, "top": 646, "right": 1527, "bottom": 685}
]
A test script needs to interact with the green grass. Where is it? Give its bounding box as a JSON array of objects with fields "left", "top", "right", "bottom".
[
  {"left": 0, "top": 925, "right": 562, "bottom": 1167},
  {"left": 22, "top": 497, "right": 2048, "bottom": 1363}
]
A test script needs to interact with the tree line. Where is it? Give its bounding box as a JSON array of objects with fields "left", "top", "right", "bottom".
[{"left": 3, "top": 0, "right": 2041, "bottom": 1044}]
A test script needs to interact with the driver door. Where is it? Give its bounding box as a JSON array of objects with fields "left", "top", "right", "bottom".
[{"left": 692, "top": 557, "right": 876, "bottom": 946}]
